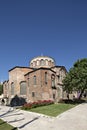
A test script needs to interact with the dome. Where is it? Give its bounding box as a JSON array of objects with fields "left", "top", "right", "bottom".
[{"left": 30, "top": 56, "right": 55, "bottom": 68}]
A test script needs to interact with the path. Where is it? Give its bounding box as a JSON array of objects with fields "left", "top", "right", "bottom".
[{"left": 0, "top": 103, "right": 87, "bottom": 130}]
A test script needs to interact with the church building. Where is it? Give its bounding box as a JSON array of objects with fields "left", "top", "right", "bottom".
[{"left": 3, "top": 56, "right": 67, "bottom": 103}]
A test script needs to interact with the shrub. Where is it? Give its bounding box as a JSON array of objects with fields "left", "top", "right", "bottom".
[
  {"left": 58, "top": 98, "right": 65, "bottom": 103},
  {"left": 22, "top": 100, "right": 54, "bottom": 110},
  {"left": 58, "top": 98, "right": 86, "bottom": 104}
]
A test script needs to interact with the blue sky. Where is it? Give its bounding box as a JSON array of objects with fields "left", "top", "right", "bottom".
[{"left": 0, "top": 0, "right": 87, "bottom": 81}]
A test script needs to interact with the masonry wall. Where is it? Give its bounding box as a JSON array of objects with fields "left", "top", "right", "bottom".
[
  {"left": 25, "top": 69, "right": 57, "bottom": 102},
  {"left": 3, "top": 81, "right": 9, "bottom": 98},
  {"left": 9, "top": 67, "right": 33, "bottom": 99}
]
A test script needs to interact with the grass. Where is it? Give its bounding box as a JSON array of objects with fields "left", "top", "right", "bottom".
[
  {"left": 28, "top": 103, "right": 77, "bottom": 117},
  {"left": 0, "top": 119, "right": 17, "bottom": 130}
]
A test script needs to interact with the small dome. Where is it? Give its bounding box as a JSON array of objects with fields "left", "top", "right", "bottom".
[{"left": 30, "top": 56, "right": 55, "bottom": 68}]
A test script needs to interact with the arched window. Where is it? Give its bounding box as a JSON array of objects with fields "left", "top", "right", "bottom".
[
  {"left": 32, "top": 92, "right": 35, "bottom": 97},
  {"left": 33, "top": 75, "right": 36, "bottom": 85},
  {"left": 27, "top": 78, "right": 29, "bottom": 86},
  {"left": 35, "top": 61, "right": 37, "bottom": 66},
  {"left": 5, "top": 84, "right": 7, "bottom": 90},
  {"left": 52, "top": 62, "right": 54, "bottom": 66},
  {"left": 49, "top": 60, "right": 51, "bottom": 66},
  {"left": 45, "top": 72, "right": 47, "bottom": 84},
  {"left": 57, "top": 75, "right": 60, "bottom": 82},
  {"left": 30, "top": 63, "right": 33, "bottom": 67},
  {"left": 40, "top": 59, "right": 45, "bottom": 66},
  {"left": 45, "top": 59, "right": 48, "bottom": 65},
  {"left": 59, "top": 69, "right": 64, "bottom": 81},
  {"left": 51, "top": 74, "right": 55, "bottom": 88},
  {"left": 11, "top": 82, "right": 14, "bottom": 95},
  {"left": 33, "top": 61, "right": 36, "bottom": 67},
  {"left": 20, "top": 81, "right": 27, "bottom": 95},
  {"left": 37, "top": 60, "right": 39, "bottom": 65},
  {"left": 53, "top": 93, "right": 55, "bottom": 99}
]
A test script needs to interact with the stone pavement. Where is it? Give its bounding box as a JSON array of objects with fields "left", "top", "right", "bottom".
[{"left": 0, "top": 103, "right": 87, "bottom": 130}]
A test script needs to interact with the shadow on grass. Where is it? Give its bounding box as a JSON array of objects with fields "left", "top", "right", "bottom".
[
  {"left": 11, "top": 127, "right": 18, "bottom": 130},
  {"left": 0, "top": 121, "right": 6, "bottom": 125},
  {"left": 0, "top": 120, "right": 18, "bottom": 130}
]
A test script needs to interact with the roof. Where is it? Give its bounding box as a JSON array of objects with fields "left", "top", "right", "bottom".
[
  {"left": 24, "top": 67, "right": 56, "bottom": 76},
  {"left": 51, "top": 66, "right": 67, "bottom": 72},
  {"left": 8, "top": 66, "right": 33, "bottom": 72}
]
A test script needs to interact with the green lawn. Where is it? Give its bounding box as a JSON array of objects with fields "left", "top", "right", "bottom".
[
  {"left": 0, "top": 119, "right": 17, "bottom": 130},
  {"left": 29, "top": 103, "right": 77, "bottom": 117}
]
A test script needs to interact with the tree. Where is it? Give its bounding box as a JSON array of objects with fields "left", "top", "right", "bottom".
[
  {"left": 63, "top": 58, "right": 87, "bottom": 99},
  {"left": 0, "top": 84, "right": 3, "bottom": 95}
]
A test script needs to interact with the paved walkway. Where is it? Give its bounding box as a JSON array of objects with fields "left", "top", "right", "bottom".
[{"left": 0, "top": 103, "right": 87, "bottom": 130}]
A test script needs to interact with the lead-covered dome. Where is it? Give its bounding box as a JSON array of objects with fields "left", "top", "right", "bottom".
[{"left": 30, "top": 56, "right": 55, "bottom": 68}]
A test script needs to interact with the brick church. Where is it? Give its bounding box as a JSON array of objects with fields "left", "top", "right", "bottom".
[{"left": 3, "top": 56, "right": 67, "bottom": 103}]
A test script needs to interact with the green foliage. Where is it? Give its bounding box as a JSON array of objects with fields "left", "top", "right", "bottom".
[
  {"left": 63, "top": 58, "right": 87, "bottom": 98},
  {"left": 0, "top": 84, "right": 3, "bottom": 95}
]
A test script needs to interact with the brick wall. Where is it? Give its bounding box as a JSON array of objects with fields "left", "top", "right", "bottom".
[
  {"left": 25, "top": 68, "right": 57, "bottom": 102},
  {"left": 9, "top": 67, "right": 33, "bottom": 98}
]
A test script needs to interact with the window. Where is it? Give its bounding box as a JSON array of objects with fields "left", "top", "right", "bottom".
[
  {"left": 33, "top": 75, "right": 36, "bottom": 85},
  {"left": 57, "top": 75, "right": 60, "bottom": 81},
  {"left": 20, "top": 81, "right": 27, "bottom": 95},
  {"left": 49, "top": 60, "right": 51, "bottom": 66},
  {"left": 60, "top": 69, "right": 64, "bottom": 81},
  {"left": 5, "top": 84, "right": 7, "bottom": 90},
  {"left": 51, "top": 74, "right": 55, "bottom": 87},
  {"left": 33, "top": 61, "right": 35, "bottom": 66},
  {"left": 40, "top": 59, "right": 45, "bottom": 66},
  {"left": 45, "top": 72, "right": 47, "bottom": 84},
  {"left": 52, "top": 79, "right": 55, "bottom": 87},
  {"left": 32, "top": 92, "right": 35, "bottom": 97},
  {"left": 30, "top": 63, "right": 33, "bottom": 67},
  {"left": 28, "top": 78, "right": 29, "bottom": 86},
  {"left": 45, "top": 59, "right": 48, "bottom": 65},
  {"left": 52, "top": 62, "right": 54, "bottom": 66},
  {"left": 53, "top": 94, "right": 55, "bottom": 99},
  {"left": 11, "top": 82, "right": 14, "bottom": 95},
  {"left": 37, "top": 60, "right": 39, "bottom": 65}
]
